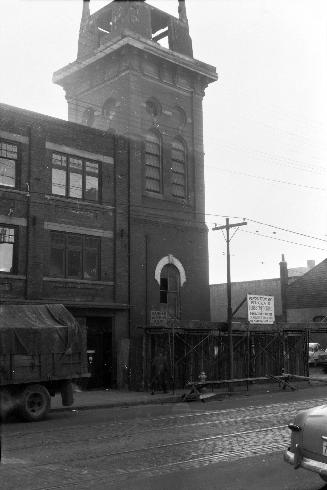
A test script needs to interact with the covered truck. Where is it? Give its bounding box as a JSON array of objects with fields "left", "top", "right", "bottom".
[{"left": 0, "top": 304, "right": 89, "bottom": 421}]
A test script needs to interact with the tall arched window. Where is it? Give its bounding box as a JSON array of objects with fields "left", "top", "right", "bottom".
[
  {"left": 171, "top": 139, "right": 186, "bottom": 198},
  {"left": 145, "top": 131, "right": 162, "bottom": 193},
  {"left": 160, "top": 264, "right": 180, "bottom": 319}
]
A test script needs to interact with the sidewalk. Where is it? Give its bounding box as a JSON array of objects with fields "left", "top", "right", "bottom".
[
  {"left": 51, "top": 376, "right": 327, "bottom": 413},
  {"left": 51, "top": 388, "right": 186, "bottom": 412}
]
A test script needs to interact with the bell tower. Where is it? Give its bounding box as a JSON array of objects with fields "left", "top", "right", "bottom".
[{"left": 53, "top": 0, "right": 217, "bottom": 387}]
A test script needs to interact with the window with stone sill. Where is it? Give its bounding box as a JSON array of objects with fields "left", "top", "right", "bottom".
[
  {"left": 171, "top": 139, "right": 186, "bottom": 199},
  {"left": 145, "top": 131, "right": 162, "bottom": 193},
  {"left": 51, "top": 152, "right": 100, "bottom": 202},
  {"left": 49, "top": 231, "right": 100, "bottom": 281},
  {"left": 0, "top": 139, "right": 18, "bottom": 189},
  {"left": 0, "top": 225, "right": 17, "bottom": 273}
]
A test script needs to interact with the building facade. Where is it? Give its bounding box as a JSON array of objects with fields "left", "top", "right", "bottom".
[
  {"left": 53, "top": 0, "right": 217, "bottom": 387},
  {"left": 287, "top": 259, "right": 327, "bottom": 323},
  {"left": 0, "top": 103, "right": 130, "bottom": 388},
  {"left": 0, "top": 0, "right": 216, "bottom": 389}
]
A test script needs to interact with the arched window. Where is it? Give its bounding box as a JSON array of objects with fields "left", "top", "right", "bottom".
[
  {"left": 145, "top": 131, "right": 162, "bottom": 193},
  {"left": 160, "top": 264, "right": 180, "bottom": 319},
  {"left": 171, "top": 139, "right": 186, "bottom": 198}
]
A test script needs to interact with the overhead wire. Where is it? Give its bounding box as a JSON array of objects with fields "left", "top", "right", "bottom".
[
  {"left": 10, "top": 184, "right": 327, "bottom": 251},
  {"left": 240, "top": 229, "right": 327, "bottom": 252}
]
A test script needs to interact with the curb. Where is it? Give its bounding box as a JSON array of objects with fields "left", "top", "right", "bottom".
[
  {"left": 51, "top": 394, "right": 182, "bottom": 413},
  {"left": 50, "top": 380, "right": 327, "bottom": 414}
]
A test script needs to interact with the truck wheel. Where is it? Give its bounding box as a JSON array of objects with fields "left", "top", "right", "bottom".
[
  {"left": 18, "top": 384, "right": 50, "bottom": 422},
  {"left": 0, "top": 389, "right": 13, "bottom": 420}
]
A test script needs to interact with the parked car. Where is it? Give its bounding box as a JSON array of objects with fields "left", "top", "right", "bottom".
[
  {"left": 284, "top": 404, "right": 327, "bottom": 482},
  {"left": 308, "top": 343, "right": 327, "bottom": 366}
]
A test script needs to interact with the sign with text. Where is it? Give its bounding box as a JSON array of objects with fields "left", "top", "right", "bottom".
[
  {"left": 247, "top": 294, "right": 275, "bottom": 324},
  {"left": 150, "top": 310, "right": 168, "bottom": 326}
]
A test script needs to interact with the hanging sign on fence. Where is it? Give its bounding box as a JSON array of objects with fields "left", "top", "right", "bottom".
[
  {"left": 247, "top": 294, "right": 275, "bottom": 324},
  {"left": 150, "top": 310, "right": 168, "bottom": 326}
]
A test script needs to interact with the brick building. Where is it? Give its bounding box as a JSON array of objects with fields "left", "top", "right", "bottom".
[
  {"left": 53, "top": 0, "right": 217, "bottom": 387},
  {"left": 0, "top": 0, "right": 217, "bottom": 389},
  {"left": 0, "top": 103, "right": 129, "bottom": 388},
  {"left": 287, "top": 259, "right": 327, "bottom": 323}
]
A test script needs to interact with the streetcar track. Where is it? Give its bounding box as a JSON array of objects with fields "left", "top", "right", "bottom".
[
  {"left": 3, "top": 398, "right": 327, "bottom": 437},
  {"left": 3, "top": 396, "right": 324, "bottom": 453},
  {"left": 2, "top": 423, "right": 289, "bottom": 468},
  {"left": 4, "top": 395, "right": 326, "bottom": 440},
  {"left": 1, "top": 396, "right": 313, "bottom": 490},
  {"left": 1, "top": 426, "right": 291, "bottom": 490},
  {"left": 2, "top": 411, "right": 292, "bottom": 453}
]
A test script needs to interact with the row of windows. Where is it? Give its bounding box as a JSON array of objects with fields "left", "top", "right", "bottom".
[
  {"left": 0, "top": 138, "right": 102, "bottom": 204},
  {"left": 51, "top": 153, "right": 100, "bottom": 201},
  {"left": 145, "top": 133, "right": 187, "bottom": 198},
  {"left": 0, "top": 137, "right": 187, "bottom": 202},
  {"left": 0, "top": 226, "right": 181, "bottom": 318},
  {"left": 0, "top": 226, "right": 101, "bottom": 281},
  {"left": 50, "top": 232, "right": 100, "bottom": 280}
]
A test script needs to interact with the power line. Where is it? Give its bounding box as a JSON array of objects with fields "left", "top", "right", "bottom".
[
  {"left": 10, "top": 184, "right": 327, "bottom": 244},
  {"left": 245, "top": 218, "right": 327, "bottom": 244},
  {"left": 207, "top": 166, "right": 327, "bottom": 192},
  {"left": 240, "top": 229, "right": 327, "bottom": 252}
]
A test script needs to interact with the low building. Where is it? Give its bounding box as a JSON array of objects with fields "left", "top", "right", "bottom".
[
  {"left": 287, "top": 259, "right": 327, "bottom": 322},
  {"left": 210, "top": 259, "right": 315, "bottom": 323}
]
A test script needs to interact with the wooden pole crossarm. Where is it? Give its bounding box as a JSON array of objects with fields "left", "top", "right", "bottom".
[{"left": 212, "top": 222, "right": 247, "bottom": 231}]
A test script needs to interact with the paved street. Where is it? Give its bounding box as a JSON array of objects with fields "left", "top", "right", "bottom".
[{"left": 2, "top": 389, "right": 327, "bottom": 489}]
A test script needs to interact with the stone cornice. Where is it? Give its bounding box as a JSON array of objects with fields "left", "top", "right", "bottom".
[{"left": 53, "top": 34, "right": 217, "bottom": 86}]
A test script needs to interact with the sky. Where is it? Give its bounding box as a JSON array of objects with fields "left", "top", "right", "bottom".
[{"left": 1, "top": 0, "right": 327, "bottom": 284}]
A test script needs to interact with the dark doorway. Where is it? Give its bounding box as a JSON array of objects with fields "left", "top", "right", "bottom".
[{"left": 86, "top": 317, "right": 113, "bottom": 389}]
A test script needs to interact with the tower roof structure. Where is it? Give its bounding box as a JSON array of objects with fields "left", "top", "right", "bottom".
[{"left": 53, "top": 0, "right": 217, "bottom": 88}]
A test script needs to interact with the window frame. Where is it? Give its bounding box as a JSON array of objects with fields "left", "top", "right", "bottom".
[
  {"left": 0, "top": 224, "right": 18, "bottom": 274},
  {"left": 171, "top": 138, "right": 187, "bottom": 199},
  {"left": 51, "top": 151, "right": 102, "bottom": 203},
  {"left": 144, "top": 131, "right": 162, "bottom": 194},
  {"left": 159, "top": 264, "right": 181, "bottom": 319},
  {"left": 49, "top": 231, "right": 101, "bottom": 281},
  {"left": 0, "top": 138, "right": 20, "bottom": 190}
]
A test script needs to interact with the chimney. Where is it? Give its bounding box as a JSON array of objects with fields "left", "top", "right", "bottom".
[
  {"left": 307, "top": 260, "right": 315, "bottom": 270},
  {"left": 279, "top": 254, "right": 288, "bottom": 322}
]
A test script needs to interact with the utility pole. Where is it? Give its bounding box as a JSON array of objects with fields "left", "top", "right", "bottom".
[{"left": 212, "top": 218, "right": 247, "bottom": 380}]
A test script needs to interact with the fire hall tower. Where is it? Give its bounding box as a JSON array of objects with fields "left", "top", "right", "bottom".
[{"left": 53, "top": 0, "right": 217, "bottom": 387}]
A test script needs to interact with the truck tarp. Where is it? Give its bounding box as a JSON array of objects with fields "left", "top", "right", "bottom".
[{"left": 0, "top": 304, "right": 86, "bottom": 355}]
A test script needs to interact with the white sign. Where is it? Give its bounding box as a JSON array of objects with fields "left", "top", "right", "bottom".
[
  {"left": 150, "top": 310, "right": 168, "bottom": 326},
  {"left": 247, "top": 294, "right": 275, "bottom": 324}
]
